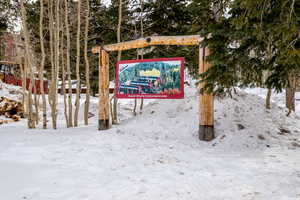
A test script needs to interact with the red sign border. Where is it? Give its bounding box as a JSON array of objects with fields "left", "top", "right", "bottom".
[{"left": 116, "top": 57, "right": 185, "bottom": 99}]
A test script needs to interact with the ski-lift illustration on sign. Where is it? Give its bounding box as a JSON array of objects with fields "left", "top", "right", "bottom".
[{"left": 116, "top": 57, "right": 185, "bottom": 99}]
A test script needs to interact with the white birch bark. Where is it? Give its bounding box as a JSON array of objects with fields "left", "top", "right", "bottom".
[
  {"left": 39, "top": 0, "right": 47, "bottom": 129},
  {"left": 74, "top": 0, "right": 81, "bottom": 127},
  {"left": 84, "top": 0, "right": 91, "bottom": 125},
  {"left": 64, "top": 0, "right": 73, "bottom": 127}
]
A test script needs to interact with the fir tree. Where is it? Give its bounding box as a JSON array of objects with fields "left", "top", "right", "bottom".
[{"left": 191, "top": 0, "right": 300, "bottom": 96}]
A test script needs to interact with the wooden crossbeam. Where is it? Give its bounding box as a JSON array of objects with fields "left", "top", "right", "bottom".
[{"left": 92, "top": 35, "right": 203, "bottom": 53}]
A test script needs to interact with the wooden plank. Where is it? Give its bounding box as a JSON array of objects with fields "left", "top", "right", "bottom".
[
  {"left": 0, "top": 61, "right": 20, "bottom": 65},
  {"left": 98, "top": 50, "right": 110, "bottom": 130},
  {"left": 199, "top": 46, "right": 215, "bottom": 141},
  {"left": 92, "top": 35, "right": 203, "bottom": 53}
]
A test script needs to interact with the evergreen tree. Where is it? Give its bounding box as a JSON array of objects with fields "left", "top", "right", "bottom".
[
  {"left": 190, "top": 0, "right": 300, "bottom": 96},
  {"left": 133, "top": 0, "right": 198, "bottom": 74},
  {"left": 0, "top": 1, "right": 8, "bottom": 35},
  {"left": 0, "top": 0, "right": 16, "bottom": 35}
]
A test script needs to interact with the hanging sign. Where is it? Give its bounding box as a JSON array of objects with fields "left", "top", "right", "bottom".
[{"left": 116, "top": 57, "right": 184, "bottom": 99}]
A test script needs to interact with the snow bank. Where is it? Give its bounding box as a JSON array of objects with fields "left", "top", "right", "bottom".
[
  {"left": 0, "top": 83, "right": 300, "bottom": 199},
  {"left": 23, "top": 82, "right": 300, "bottom": 150},
  {"left": 100, "top": 85, "right": 300, "bottom": 151},
  {"left": 214, "top": 90, "right": 300, "bottom": 150}
]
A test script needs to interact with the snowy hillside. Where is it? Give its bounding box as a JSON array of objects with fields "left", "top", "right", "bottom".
[{"left": 0, "top": 83, "right": 300, "bottom": 199}]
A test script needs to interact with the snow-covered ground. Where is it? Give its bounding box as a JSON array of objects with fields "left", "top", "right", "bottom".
[{"left": 0, "top": 82, "right": 300, "bottom": 200}]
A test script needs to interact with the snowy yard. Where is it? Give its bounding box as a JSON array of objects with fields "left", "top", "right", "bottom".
[{"left": 0, "top": 84, "right": 300, "bottom": 199}]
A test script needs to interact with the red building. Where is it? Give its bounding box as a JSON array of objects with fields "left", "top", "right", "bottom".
[{"left": 0, "top": 33, "right": 22, "bottom": 62}]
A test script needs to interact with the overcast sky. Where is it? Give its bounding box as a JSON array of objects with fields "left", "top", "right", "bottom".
[
  {"left": 74, "top": 0, "right": 111, "bottom": 6},
  {"left": 103, "top": 0, "right": 112, "bottom": 6}
]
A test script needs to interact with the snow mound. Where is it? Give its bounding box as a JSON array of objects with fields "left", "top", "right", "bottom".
[
  {"left": 105, "top": 84, "right": 300, "bottom": 151},
  {"left": 214, "top": 91, "right": 300, "bottom": 150}
]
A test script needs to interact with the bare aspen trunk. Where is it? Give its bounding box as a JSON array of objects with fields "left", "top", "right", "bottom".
[
  {"left": 139, "top": 97, "right": 144, "bottom": 113},
  {"left": 39, "top": 0, "right": 47, "bottom": 129},
  {"left": 286, "top": 75, "right": 298, "bottom": 116},
  {"left": 139, "top": 0, "right": 144, "bottom": 113},
  {"left": 117, "top": 0, "right": 122, "bottom": 69},
  {"left": 133, "top": 36, "right": 138, "bottom": 116},
  {"left": 110, "top": 95, "right": 114, "bottom": 122},
  {"left": 133, "top": 98, "right": 137, "bottom": 115},
  {"left": 133, "top": 0, "right": 145, "bottom": 115},
  {"left": 20, "top": 0, "right": 35, "bottom": 129},
  {"left": 61, "top": 55, "right": 69, "bottom": 126},
  {"left": 133, "top": 0, "right": 144, "bottom": 115},
  {"left": 84, "top": 0, "right": 90, "bottom": 125},
  {"left": 48, "top": 0, "right": 54, "bottom": 103},
  {"left": 60, "top": 10, "right": 69, "bottom": 127},
  {"left": 112, "top": 0, "right": 122, "bottom": 124},
  {"left": 266, "top": 88, "right": 272, "bottom": 109},
  {"left": 33, "top": 84, "right": 39, "bottom": 125},
  {"left": 48, "top": 0, "right": 57, "bottom": 129},
  {"left": 50, "top": 0, "right": 60, "bottom": 129},
  {"left": 27, "top": 62, "right": 35, "bottom": 129},
  {"left": 74, "top": 0, "right": 81, "bottom": 127},
  {"left": 20, "top": 57, "right": 27, "bottom": 116},
  {"left": 64, "top": 0, "right": 73, "bottom": 127}
]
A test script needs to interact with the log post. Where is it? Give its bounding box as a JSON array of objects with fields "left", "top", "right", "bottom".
[
  {"left": 98, "top": 50, "right": 110, "bottom": 130},
  {"left": 199, "top": 46, "right": 215, "bottom": 141}
]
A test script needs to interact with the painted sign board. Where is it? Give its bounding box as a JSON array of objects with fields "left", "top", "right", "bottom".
[{"left": 116, "top": 57, "right": 184, "bottom": 99}]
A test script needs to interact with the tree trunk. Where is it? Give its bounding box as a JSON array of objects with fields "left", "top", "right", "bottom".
[
  {"left": 20, "top": 0, "right": 35, "bottom": 129},
  {"left": 61, "top": 55, "right": 69, "bottom": 126},
  {"left": 20, "top": 57, "right": 27, "bottom": 116},
  {"left": 64, "top": 0, "right": 73, "bottom": 127},
  {"left": 33, "top": 84, "right": 39, "bottom": 125},
  {"left": 84, "top": 0, "right": 90, "bottom": 125},
  {"left": 39, "top": 0, "right": 47, "bottom": 129},
  {"left": 74, "top": 0, "right": 81, "bottom": 127},
  {"left": 51, "top": 0, "right": 60, "bottom": 129},
  {"left": 133, "top": 98, "right": 137, "bottom": 115},
  {"left": 139, "top": 0, "right": 144, "bottom": 114},
  {"left": 60, "top": 9, "right": 69, "bottom": 127},
  {"left": 139, "top": 97, "right": 144, "bottom": 113},
  {"left": 48, "top": 0, "right": 57, "bottom": 129},
  {"left": 265, "top": 42, "right": 273, "bottom": 110},
  {"left": 27, "top": 61, "right": 35, "bottom": 129},
  {"left": 133, "top": 35, "right": 138, "bottom": 116},
  {"left": 286, "top": 75, "right": 298, "bottom": 116},
  {"left": 266, "top": 87, "right": 272, "bottom": 109},
  {"left": 112, "top": 0, "right": 122, "bottom": 124},
  {"left": 132, "top": 1, "right": 144, "bottom": 115}
]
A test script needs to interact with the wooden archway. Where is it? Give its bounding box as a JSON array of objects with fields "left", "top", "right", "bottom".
[{"left": 92, "top": 35, "right": 214, "bottom": 141}]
